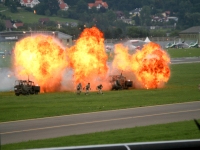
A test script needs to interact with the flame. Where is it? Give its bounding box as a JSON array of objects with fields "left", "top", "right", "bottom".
[
  {"left": 14, "top": 34, "right": 68, "bottom": 92},
  {"left": 68, "top": 27, "right": 108, "bottom": 87},
  {"left": 112, "top": 42, "right": 170, "bottom": 89}
]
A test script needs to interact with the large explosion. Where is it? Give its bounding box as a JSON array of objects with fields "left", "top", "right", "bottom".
[
  {"left": 14, "top": 35, "right": 68, "bottom": 92},
  {"left": 112, "top": 42, "right": 170, "bottom": 89},
  {"left": 12, "top": 27, "right": 170, "bottom": 92},
  {"left": 67, "top": 27, "right": 109, "bottom": 89}
]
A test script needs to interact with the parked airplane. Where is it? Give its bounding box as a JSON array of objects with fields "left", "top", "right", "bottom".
[
  {"left": 175, "top": 41, "right": 190, "bottom": 49},
  {"left": 189, "top": 40, "right": 199, "bottom": 48},
  {"left": 123, "top": 39, "right": 148, "bottom": 51},
  {"left": 165, "top": 41, "right": 176, "bottom": 49},
  {"left": 166, "top": 40, "right": 190, "bottom": 49}
]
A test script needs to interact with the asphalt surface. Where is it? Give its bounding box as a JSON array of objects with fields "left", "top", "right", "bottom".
[
  {"left": 1, "top": 101, "right": 200, "bottom": 145},
  {"left": 171, "top": 57, "right": 200, "bottom": 64}
]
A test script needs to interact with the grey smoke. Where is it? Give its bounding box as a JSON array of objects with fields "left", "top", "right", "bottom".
[{"left": 0, "top": 68, "right": 16, "bottom": 91}]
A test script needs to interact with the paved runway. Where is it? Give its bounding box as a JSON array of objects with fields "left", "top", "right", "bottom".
[
  {"left": 1, "top": 101, "right": 200, "bottom": 145},
  {"left": 171, "top": 57, "right": 200, "bottom": 64}
]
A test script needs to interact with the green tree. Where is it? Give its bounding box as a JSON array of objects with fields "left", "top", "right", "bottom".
[
  {"left": 47, "top": 0, "right": 60, "bottom": 15},
  {"left": 105, "top": 10, "right": 116, "bottom": 22},
  {"left": 104, "top": 28, "right": 112, "bottom": 39},
  {"left": 76, "top": 0, "right": 88, "bottom": 13},
  {"left": 45, "top": 9, "right": 51, "bottom": 16},
  {"left": 0, "top": 20, "right": 6, "bottom": 31},
  {"left": 5, "top": 0, "right": 18, "bottom": 13},
  {"left": 140, "top": 6, "right": 151, "bottom": 26},
  {"left": 133, "top": 14, "right": 140, "bottom": 25},
  {"left": 113, "top": 28, "right": 122, "bottom": 38},
  {"left": 34, "top": 2, "right": 47, "bottom": 15}
]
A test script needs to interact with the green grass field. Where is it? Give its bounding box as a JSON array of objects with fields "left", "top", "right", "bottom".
[
  {"left": 0, "top": 8, "right": 78, "bottom": 24},
  {"left": 166, "top": 48, "right": 200, "bottom": 58},
  {"left": 2, "top": 119, "right": 200, "bottom": 150},
  {"left": 1, "top": 63, "right": 200, "bottom": 122}
]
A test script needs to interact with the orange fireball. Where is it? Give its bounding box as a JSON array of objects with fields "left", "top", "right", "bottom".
[
  {"left": 68, "top": 27, "right": 108, "bottom": 87},
  {"left": 112, "top": 42, "right": 170, "bottom": 89},
  {"left": 13, "top": 34, "right": 68, "bottom": 92}
]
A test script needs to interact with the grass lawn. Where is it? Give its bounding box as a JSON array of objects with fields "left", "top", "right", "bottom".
[
  {"left": 0, "top": 9, "right": 78, "bottom": 24},
  {"left": 0, "top": 63, "right": 200, "bottom": 122},
  {"left": 2, "top": 119, "right": 200, "bottom": 150},
  {"left": 107, "top": 48, "right": 200, "bottom": 61},
  {"left": 166, "top": 48, "right": 200, "bottom": 58},
  {"left": 0, "top": 4, "right": 7, "bottom": 11}
]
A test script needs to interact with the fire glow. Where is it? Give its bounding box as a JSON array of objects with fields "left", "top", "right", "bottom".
[
  {"left": 67, "top": 27, "right": 108, "bottom": 87},
  {"left": 112, "top": 42, "right": 170, "bottom": 89},
  {"left": 13, "top": 35, "right": 68, "bottom": 92},
  {"left": 13, "top": 27, "right": 170, "bottom": 92}
]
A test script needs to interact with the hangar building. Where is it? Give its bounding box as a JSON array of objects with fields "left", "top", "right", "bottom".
[{"left": 0, "top": 31, "right": 72, "bottom": 54}]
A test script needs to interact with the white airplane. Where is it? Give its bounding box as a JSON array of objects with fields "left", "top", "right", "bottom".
[
  {"left": 123, "top": 39, "right": 148, "bottom": 51},
  {"left": 189, "top": 40, "right": 199, "bottom": 48}
]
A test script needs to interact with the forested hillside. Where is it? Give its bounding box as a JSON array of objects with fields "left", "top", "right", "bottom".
[{"left": 0, "top": 0, "right": 200, "bottom": 39}]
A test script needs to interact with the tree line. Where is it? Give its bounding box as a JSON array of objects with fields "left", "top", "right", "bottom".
[{"left": 1, "top": 0, "right": 200, "bottom": 39}]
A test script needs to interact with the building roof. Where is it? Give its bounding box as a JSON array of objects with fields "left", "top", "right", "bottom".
[
  {"left": 4, "top": 20, "right": 13, "bottom": 28},
  {"left": 180, "top": 26, "right": 200, "bottom": 34},
  {"left": 88, "top": 0, "right": 108, "bottom": 8},
  {"left": 101, "top": 2, "right": 108, "bottom": 8},
  {"left": 88, "top": 3, "right": 94, "bottom": 7},
  {"left": 59, "top": 3, "right": 68, "bottom": 9},
  {"left": 22, "top": 0, "right": 33, "bottom": 3},
  {"left": 39, "top": 18, "right": 50, "bottom": 22},
  {"left": 13, "top": 23, "right": 24, "bottom": 28}
]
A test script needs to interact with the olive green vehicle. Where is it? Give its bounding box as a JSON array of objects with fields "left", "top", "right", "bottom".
[
  {"left": 109, "top": 74, "right": 133, "bottom": 90},
  {"left": 14, "top": 80, "right": 40, "bottom": 96}
]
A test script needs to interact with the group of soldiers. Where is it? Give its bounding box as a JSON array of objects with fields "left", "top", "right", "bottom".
[{"left": 76, "top": 83, "right": 103, "bottom": 95}]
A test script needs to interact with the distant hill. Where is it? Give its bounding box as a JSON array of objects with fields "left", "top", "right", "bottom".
[{"left": 0, "top": 7, "right": 78, "bottom": 24}]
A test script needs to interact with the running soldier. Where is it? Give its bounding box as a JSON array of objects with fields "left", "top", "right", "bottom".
[
  {"left": 76, "top": 83, "right": 82, "bottom": 95},
  {"left": 96, "top": 84, "right": 103, "bottom": 94},
  {"left": 84, "top": 83, "right": 91, "bottom": 95}
]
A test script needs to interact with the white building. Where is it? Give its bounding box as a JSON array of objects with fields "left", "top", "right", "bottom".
[{"left": 20, "top": 0, "right": 40, "bottom": 8}]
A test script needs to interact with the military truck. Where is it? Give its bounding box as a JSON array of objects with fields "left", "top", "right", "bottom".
[
  {"left": 14, "top": 80, "right": 40, "bottom": 96},
  {"left": 109, "top": 74, "right": 133, "bottom": 90}
]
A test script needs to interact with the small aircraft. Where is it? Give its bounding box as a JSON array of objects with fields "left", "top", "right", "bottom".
[
  {"left": 174, "top": 41, "right": 189, "bottom": 49},
  {"left": 189, "top": 40, "right": 199, "bottom": 48},
  {"left": 165, "top": 41, "right": 176, "bottom": 49},
  {"left": 123, "top": 39, "right": 148, "bottom": 51},
  {"left": 166, "top": 39, "right": 190, "bottom": 49}
]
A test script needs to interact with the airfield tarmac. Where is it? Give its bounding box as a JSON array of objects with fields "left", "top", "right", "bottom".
[{"left": 1, "top": 101, "right": 200, "bottom": 144}]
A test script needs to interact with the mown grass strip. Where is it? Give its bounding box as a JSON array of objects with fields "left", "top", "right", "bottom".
[
  {"left": 2, "top": 119, "right": 200, "bottom": 150},
  {"left": 166, "top": 48, "right": 200, "bottom": 58},
  {"left": 0, "top": 9, "right": 78, "bottom": 24},
  {"left": 0, "top": 63, "right": 200, "bottom": 122}
]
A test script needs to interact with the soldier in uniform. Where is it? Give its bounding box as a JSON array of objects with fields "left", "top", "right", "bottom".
[
  {"left": 96, "top": 84, "right": 103, "bottom": 94},
  {"left": 84, "top": 83, "right": 91, "bottom": 95},
  {"left": 76, "top": 83, "right": 82, "bottom": 95}
]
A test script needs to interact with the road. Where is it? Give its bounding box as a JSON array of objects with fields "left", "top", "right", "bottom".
[
  {"left": 1, "top": 101, "right": 200, "bottom": 145},
  {"left": 171, "top": 57, "right": 200, "bottom": 64}
]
